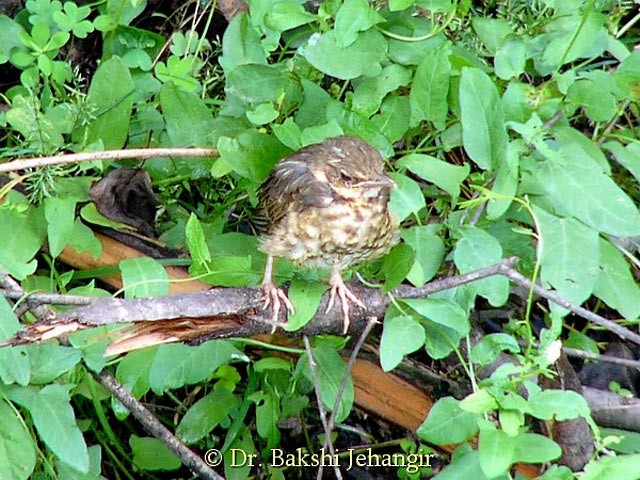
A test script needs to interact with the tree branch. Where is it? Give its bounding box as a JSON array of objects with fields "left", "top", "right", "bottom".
[
  {"left": 95, "top": 370, "right": 224, "bottom": 480},
  {"left": 0, "top": 147, "right": 219, "bottom": 173}
]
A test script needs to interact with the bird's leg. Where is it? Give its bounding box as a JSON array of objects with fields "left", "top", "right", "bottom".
[
  {"left": 261, "top": 254, "right": 294, "bottom": 332},
  {"left": 326, "top": 267, "right": 366, "bottom": 334}
]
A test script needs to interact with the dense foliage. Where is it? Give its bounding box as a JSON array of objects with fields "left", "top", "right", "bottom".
[{"left": 1, "top": 0, "right": 640, "bottom": 478}]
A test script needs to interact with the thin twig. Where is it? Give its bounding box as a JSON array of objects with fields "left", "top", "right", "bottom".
[
  {"left": 0, "top": 147, "right": 219, "bottom": 173},
  {"left": 1, "top": 290, "right": 94, "bottom": 306},
  {"left": 564, "top": 347, "right": 640, "bottom": 370},
  {"left": 498, "top": 265, "right": 640, "bottom": 346},
  {"left": 303, "top": 336, "right": 342, "bottom": 480},
  {"left": 318, "top": 317, "right": 378, "bottom": 479},
  {"left": 96, "top": 371, "right": 224, "bottom": 480},
  {"left": 393, "top": 256, "right": 519, "bottom": 299}
]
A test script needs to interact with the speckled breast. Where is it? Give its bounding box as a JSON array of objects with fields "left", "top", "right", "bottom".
[{"left": 260, "top": 196, "right": 399, "bottom": 270}]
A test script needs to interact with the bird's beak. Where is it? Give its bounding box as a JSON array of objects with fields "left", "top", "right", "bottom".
[{"left": 357, "top": 174, "right": 396, "bottom": 189}]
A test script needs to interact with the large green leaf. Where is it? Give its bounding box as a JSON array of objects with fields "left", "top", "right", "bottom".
[
  {"left": 44, "top": 197, "right": 76, "bottom": 258},
  {"left": 76, "top": 56, "right": 134, "bottom": 148},
  {"left": 300, "top": 29, "right": 387, "bottom": 80},
  {"left": 593, "top": 239, "right": 640, "bottom": 320},
  {"left": 301, "top": 341, "right": 354, "bottom": 423},
  {"left": 8, "top": 385, "right": 89, "bottom": 473},
  {"left": 535, "top": 206, "right": 600, "bottom": 308},
  {"left": 119, "top": 257, "right": 169, "bottom": 298},
  {"left": 0, "top": 398, "right": 36, "bottom": 480},
  {"left": 459, "top": 67, "right": 508, "bottom": 170},
  {"left": 410, "top": 41, "right": 451, "bottom": 129},
  {"left": 149, "top": 340, "right": 245, "bottom": 393},
  {"left": 380, "top": 315, "right": 425, "bottom": 371},
  {"left": 453, "top": 226, "right": 509, "bottom": 306},
  {"left": 160, "top": 82, "right": 215, "bottom": 147},
  {"left": 525, "top": 146, "right": 640, "bottom": 236}
]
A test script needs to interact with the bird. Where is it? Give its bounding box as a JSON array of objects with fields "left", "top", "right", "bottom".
[{"left": 257, "top": 136, "right": 400, "bottom": 333}]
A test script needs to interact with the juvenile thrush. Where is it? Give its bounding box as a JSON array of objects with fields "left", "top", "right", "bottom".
[{"left": 258, "top": 136, "right": 400, "bottom": 333}]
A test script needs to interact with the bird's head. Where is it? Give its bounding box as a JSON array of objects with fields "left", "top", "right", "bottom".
[{"left": 311, "top": 136, "right": 395, "bottom": 200}]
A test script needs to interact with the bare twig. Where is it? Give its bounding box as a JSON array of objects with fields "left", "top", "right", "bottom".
[
  {"left": 302, "top": 336, "right": 342, "bottom": 480},
  {"left": 96, "top": 371, "right": 224, "bottom": 480},
  {"left": 393, "top": 256, "right": 519, "bottom": 299},
  {"left": 318, "top": 317, "right": 378, "bottom": 479},
  {"left": 0, "top": 147, "right": 219, "bottom": 173},
  {"left": 564, "top": 347, "right": 640, "bottom": 370},
  {"left": 498, "top": 265, "right": 640, "bottom": 346},
  {"left": 1, "top": 290, "right": 94, "bottom": 306}
]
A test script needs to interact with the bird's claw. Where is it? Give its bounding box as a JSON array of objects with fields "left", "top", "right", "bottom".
[
  {"left": 326, "top": 273, "right": 366, "bottom": 334},
  {"left": 262, "top": 283, "right": 295, "bottom": 333}
]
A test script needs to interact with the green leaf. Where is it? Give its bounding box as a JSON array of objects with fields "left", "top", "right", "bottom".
[
  {"left": 453, "top": 226, "right": 509, "bottom": 306},
  {"left": 352, "top": 64, "right": 412, "bottom": 117},
  {"left": 26, "top": 343, "right": 81, "bottom": 384},
  {"left": 604, "top": 141, "right": 640, "bottom": 183},
  {"left": 176, "top": 385, "right": 237, "bottom": 443},
  {"left": 217, "top": 131, "right": 290, "bottom": 182},
  {"left": 471, "top": 333, "right": 520, "bottom": 365},
  {"left": 380, "top": 315, "right": 426, "bottom": 371},
  {"left": 302, "top": 341, "right": 354, "bottom": 423},
  {"left": 388, "top": 172, "right": 426, "bottom": 222},
  {"left": 535, "top": 206, "right": 600, "bottom": 308},
  {"left": 129, "top": 435, "right": 181, "bottom": 471},
  {"left": 471, "top": 17, "right": 513, "bottom": 54},
  {"left": 0, "top": 15, "right": 26, "bottom": 64},
  {"left": 264, "top": 2, "right": 317, "bottom": 32},
  {"left": 594, "top": 239, "right": 640, "bottom": 319},
  {"left": 334, "top": 0, "right": 385, "bottom": 47},
  {"left": 582, "top": 454, "right": 640, "bottom": 480},
  {"left": 397, "top": 153, "right": 469, "bottom": 203},
  {"left": 372, "top": 95, "right": 411, "bottom": 143},
  {"left": 536, "top": 12, "right": 607, "bottom": 73},
  {"left": 119, "top": 257, "right": 169, "bottom": 298},
  {"left": 401, "top": 226, "right": 445, "bottom": 286},
  {"left": 115, "top": 348, "right": 157, "bottom": 415},
  {"left": 0, "top": 200, "right": 45, "bottom": 280},
  {"left": 526, "top": 147, "right": 640, "bottom": 236},
  {"left": 0, "top": 346, "right": 30, "bottom": 385},
  {"left": 160, "top": 82, "right": 215, "bottom": 147},
  {"left": 381, "top": 243, "right": 415, "bottom": 290},
  {"left": 410, "top": 41, "right": 451, "bottom": 129},
  {"left": 149, "top": 340, "right": 245, "bottom": 393},
  {"left": 477, "top": 420, "right": 514, "bottom": 478},
  {"left": 566, "top": 78, "right": 617, "bottom": 122},
  {"left": 227, "top": 64, "right": 288, "bottom": 106},
  {"left": 286, "top": 278, "right": 327, "bottom": 331},
  {"left": 0, "top": 296, "right": 20, "bottom": 340},
  {"left": 76, "top": 56, "right": 134, "bottom": 149},
  {"left": 219, "top": 12, "right": 267, "bottom": 72},
  {"left": 403, "top": 298, "right": 469, "bottom": 336},
  {"left": 527, "top": 389, "right": 590, "bottom": 421},
  {"left": 300, "top": 29, "right": 387, "bottom": 80},
  {"left": 186, "top": 213, "right": 212, "bottom": 267},
  {"left": 0, "top": 398, "right": 36, "bottom": 480},
  {"left": 418, "top": 397, "right": 479, "bottom": 445},
  {"left": 9, "top": 384, "right": 89, "bottom": 473},
  {"left": 459, "top": 67, "right": 508, "bottom": 170},
  {"left": 432, "top": 446, "right": 490, "bottom": 480},
  {"left": 44, "top": 196, "right": 76, "bottom": 258},
  {"left": 495, "top": 36, "right": 526, "bottom": 79},
  {"left": 487, "top": 141, "right": 520, "bottom": 219},
  {"left": 68, "top": 219, "right": 101, "bottom": 258},
  {"left": 513, "top": 433, "right": 562, "bottom": 464}
]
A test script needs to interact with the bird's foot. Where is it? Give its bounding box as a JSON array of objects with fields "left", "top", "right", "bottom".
[
  {"left": 261, "top": 282, "right": 295, "bottom": 333},
  {"left": 326, "top": 271, "right": 366, "bottom": 334}
]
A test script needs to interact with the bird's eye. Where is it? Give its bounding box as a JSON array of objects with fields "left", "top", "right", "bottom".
[{"left": 339, "top": 170, "right": 354, "bottom": 183}]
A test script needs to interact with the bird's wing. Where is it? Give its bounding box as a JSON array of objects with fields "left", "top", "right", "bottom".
[{"left": 258, "top": 157, "right": 334, "bottom": 229}]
